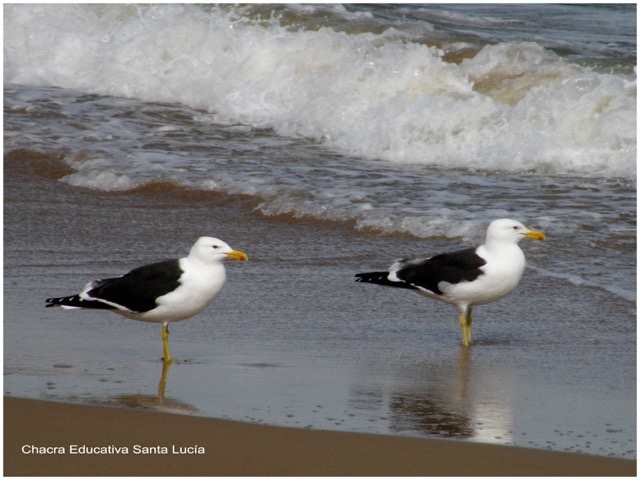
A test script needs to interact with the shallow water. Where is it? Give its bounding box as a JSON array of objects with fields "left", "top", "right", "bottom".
[
  {"left": 5, "top": 146, "right": 636, "bottom": 459},
  {"left": 3, "top": 3, "right": 636, "bottom": 460}
]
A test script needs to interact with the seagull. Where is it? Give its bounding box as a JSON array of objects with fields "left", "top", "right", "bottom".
[
  {"left": 355, "top": 219, "right": 545, "bottom": 346},
  {"left": 45, "top": 237, "right": 248, "bottom": 363}
]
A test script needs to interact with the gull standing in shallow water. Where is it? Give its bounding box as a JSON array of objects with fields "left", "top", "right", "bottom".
[
  {"left": 46, "top": 237, "right": 248, "bottom": 363},
  {"left": 355, "top": 219, "right": 545, "bottom": 346}
]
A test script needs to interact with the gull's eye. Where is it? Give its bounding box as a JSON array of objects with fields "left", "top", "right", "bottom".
[{"left": 212, "top": 245, "right": 220, "bottom": 249}]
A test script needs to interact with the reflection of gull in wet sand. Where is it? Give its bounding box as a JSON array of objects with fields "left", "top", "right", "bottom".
[
  {"left": 111, "top": 361, "right": 197, "bottom": 414},
  {"left": 386, "top": 349, "right": 514, "bottom": 445},
  {"left": 356, "top": 219, "right": 545, "bottom": 345},
  {"left": 45, "top": 237, "right": 248, "bottom": 363}
]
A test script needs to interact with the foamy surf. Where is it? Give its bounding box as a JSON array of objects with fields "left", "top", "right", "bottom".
[
  {"left": 3, "top": 4, "right": 636, "bottom": 305},
  {"left": 4, "top": 4, "right": 636, "bottom": 176}
]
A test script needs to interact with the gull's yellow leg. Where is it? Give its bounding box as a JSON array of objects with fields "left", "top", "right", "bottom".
[
  {"left": 161, "top": 323, "right": 172, "bottom": 364},
  {"left": 157, "top": 360, "right": 171, "bottom": 400},
  {"left": 466, "top": 307, "right": 473, "bottom": 345},
  {"left": 459, "top": 310, "right": 469, "bottom": 347}
]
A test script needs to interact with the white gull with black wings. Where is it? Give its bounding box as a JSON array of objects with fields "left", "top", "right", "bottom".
[
  {"left": 355, "top": 219, "right": 545, "bottom": 346},
  {"left": 46, "top": 237, "right": 248, "bottom": 362}
]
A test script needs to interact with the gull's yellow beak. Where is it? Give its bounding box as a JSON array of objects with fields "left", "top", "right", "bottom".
[
  {"left": 524, "top": 229, "right": 546, "bottom": 241},
  {"left": 226, "top": 249, "right": 248, "bottom": 261}
]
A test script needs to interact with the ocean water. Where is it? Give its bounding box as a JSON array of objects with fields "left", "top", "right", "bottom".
[{"left": 4, "top": 4, "right": 636, "bottom": 459}]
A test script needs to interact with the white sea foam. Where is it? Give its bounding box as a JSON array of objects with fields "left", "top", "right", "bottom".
[{"left": 4, "top": 4, "right": 636, "bottom": 176}]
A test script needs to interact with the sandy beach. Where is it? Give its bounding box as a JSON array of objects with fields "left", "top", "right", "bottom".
[{"left": 4, "top": 397, "right": 635, "bottom": 476}]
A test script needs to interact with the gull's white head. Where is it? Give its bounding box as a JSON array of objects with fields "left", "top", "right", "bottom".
[
  {"left": 486, "top": 219, "right": 546, "bottom": 245},
  {"left": 190, "top": 237, "right": 248, "bottom": 264}
]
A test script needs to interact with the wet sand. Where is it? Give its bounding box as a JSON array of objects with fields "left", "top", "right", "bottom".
[
  {"left": 4, "top": 397, "right": 635, "bottom": 476},
  {"left": 5, "top": 151, "right": 636, "bottom": 461}
]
